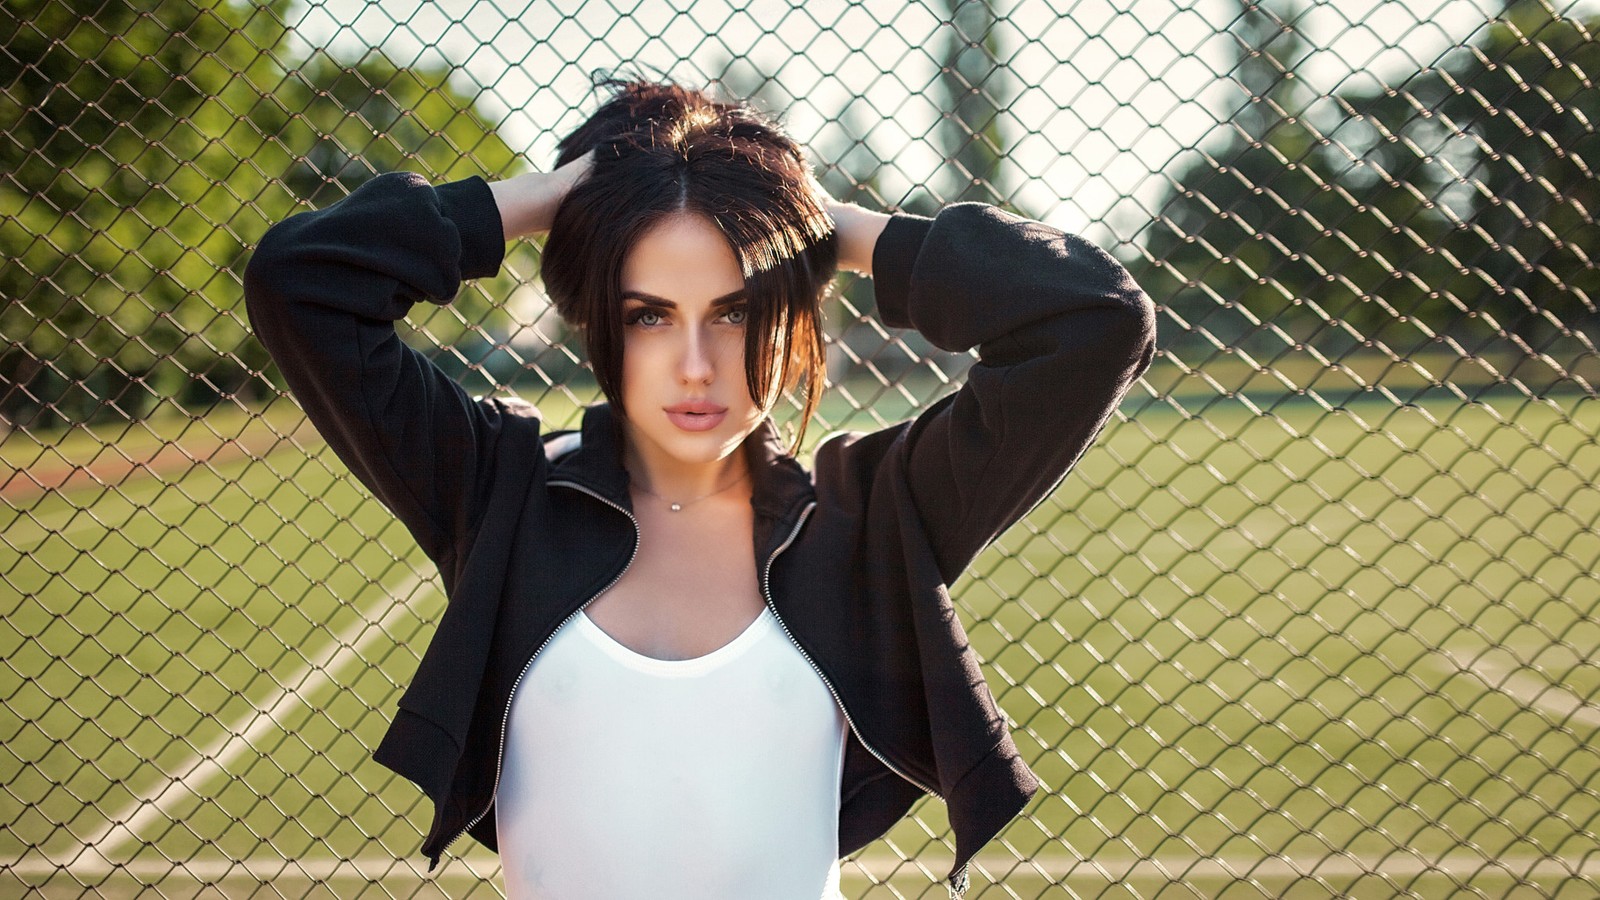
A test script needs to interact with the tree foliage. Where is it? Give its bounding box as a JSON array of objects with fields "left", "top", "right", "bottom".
[
  {"left": 932, "top": 0, "right": 1013, "bottom": 207},
  {"left": 1137, "top": 0, "right": 1598, "bottom": 377},
  {"left": 1409, "top": 0, "right": 1600, "bottom": 351},
  {"left": 1, "top": 0, "right": 522, "bottom": 430}
]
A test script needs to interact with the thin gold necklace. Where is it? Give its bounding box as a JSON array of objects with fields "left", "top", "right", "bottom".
[{"left": 631, "top": 469, "right": 751, "bottom": 512}]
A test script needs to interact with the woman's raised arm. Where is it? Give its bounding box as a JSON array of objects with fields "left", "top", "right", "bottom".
[
  {"left": 489, "top": 151, "right": 594, "bottom": 240},
  {"left": 817, "top": 194, "right": 1158, "bottom": 586},
  {"left": 243, "top": 159, "right": 588, "bottom": 566},
  {"left": 825, "top": 198, "right": 892, "bottom": 277}
]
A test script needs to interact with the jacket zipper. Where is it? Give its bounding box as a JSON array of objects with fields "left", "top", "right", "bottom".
[
  {"left": 763, "top": 503, "right": 966, "bottom": 900},
  {"left": 436, "top": 488, "right": 944, "bottom": 863},
  {"left": 759, "top": 501, "right": 944, "bottom": 802},
  {"left": 437, "top": 479, "right": 640, "bottom": 859}
]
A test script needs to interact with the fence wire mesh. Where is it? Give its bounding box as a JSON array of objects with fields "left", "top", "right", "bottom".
[{"left": 4, "top": 0, "right": 1599, "bottom": 896}]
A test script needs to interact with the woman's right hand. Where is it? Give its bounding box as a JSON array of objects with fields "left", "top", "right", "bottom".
[{"left": 488, "top": 150, "right": 595, "bottom": 240}]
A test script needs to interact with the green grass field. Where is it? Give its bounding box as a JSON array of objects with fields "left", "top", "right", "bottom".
[{"left": 3, "top": 387, "right": 1598, "bottom": 898}]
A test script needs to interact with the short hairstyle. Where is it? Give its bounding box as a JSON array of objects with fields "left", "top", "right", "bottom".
[{"left": 541, "top": 78, "right": 838, "bottom": 455}]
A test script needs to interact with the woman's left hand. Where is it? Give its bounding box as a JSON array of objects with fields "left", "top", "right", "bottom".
[
  {"left": 489, "top": 150, "right": 595, "bottom": 240},
  {"left": 811, "top": 171, "right": 891, "bottom": 277}
]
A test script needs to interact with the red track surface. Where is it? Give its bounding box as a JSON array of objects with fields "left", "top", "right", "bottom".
[{"left": 2, "top": 421, "right": 309, "bottom": 502}]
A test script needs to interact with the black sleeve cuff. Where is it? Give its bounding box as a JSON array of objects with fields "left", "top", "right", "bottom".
[
  {"left": 434, "top": 175, "right": 506, "bottom": 281},
  {"left": 871, "top": 211, "right": 935, "bottom": 330}
]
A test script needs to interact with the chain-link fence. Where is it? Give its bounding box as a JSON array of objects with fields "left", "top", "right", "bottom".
[{"left": 4, "top": 0, "right": 1599, "bottom": 896}]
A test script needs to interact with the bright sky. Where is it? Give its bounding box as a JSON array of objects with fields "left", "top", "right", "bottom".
[{"left": 282, "top": 0, "right": 1598, "bottom": 242}]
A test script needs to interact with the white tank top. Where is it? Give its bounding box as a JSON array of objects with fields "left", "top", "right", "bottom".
[{"left": 495, "top": 603, "right": 849, "bottom": 900}]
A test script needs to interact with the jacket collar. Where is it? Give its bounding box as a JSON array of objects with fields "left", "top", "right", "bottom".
[{"left": 548, "top": 403, "right": 815, "bottom": 521}]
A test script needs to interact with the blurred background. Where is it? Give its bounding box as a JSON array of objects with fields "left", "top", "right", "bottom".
[{"left": 2, "top": 0, "right": 1598, "bottom": 896}]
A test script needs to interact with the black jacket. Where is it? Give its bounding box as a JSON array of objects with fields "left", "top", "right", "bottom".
[{"left": 243, "top": 172, "right": 1156, "bottom": 897}]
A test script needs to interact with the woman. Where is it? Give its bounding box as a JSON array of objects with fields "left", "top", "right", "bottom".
[{"left": 243, "top": 79, "right": 1156, "bottom": 899}]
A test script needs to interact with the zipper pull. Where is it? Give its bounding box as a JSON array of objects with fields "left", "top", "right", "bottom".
[{"left": 947, "top": 862, "right": 970, "bottom": 899}]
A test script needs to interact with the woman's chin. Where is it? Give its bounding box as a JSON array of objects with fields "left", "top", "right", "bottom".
[{"left": 624, "top": 417, "right": 748, "bottom": 470}]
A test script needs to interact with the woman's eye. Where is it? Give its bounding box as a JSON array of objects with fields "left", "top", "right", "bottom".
[
  {"left": 724, "top": 308, "right": 748, "bottom": 325},
  {"left": 628, "top": 309, "right": 663, "bottom": 327}
]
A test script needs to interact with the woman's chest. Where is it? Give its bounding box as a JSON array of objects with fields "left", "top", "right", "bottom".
[{"left": 582, "top": 505, "right": 766, "bottom": 661}]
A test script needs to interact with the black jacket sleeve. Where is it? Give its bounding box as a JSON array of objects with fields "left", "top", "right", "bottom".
[
  {"left": 857, "top": 203, "right": 1157, "bottom": 585},
  {"left": 242, "top": 173, "right": 522, "bottom": 566}
]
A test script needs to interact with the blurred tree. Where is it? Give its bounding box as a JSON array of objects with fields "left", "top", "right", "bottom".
[
  {"left": 1, "top": 0, "right": 289, "bottom": 429},
  {"left": 1138, "top": 0, "right": 1598, "bottom": 376},
  {"left": 1410, "top": 0, "right": 1600, "bottom": 353},
  {"left": 0, "top": 0, "right": 523, "bottom": 432},
  {"left": 932, "top": 0, "right": 1014, "bottom": 208},
  {"left": 1135, "top": 0, "right": 1373, "bottom": 361}
]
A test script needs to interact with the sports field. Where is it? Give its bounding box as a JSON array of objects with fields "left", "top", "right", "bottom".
[{"left": 3, "top": 388, "right": 1598, "bottom": 898}]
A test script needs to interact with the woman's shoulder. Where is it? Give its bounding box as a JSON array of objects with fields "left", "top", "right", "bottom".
[
  {"left": 542, "top": 429, "right": 581, "bottom": 461},
  {"left": 806, "top": 422, "right": 916, "bottom": 491}
]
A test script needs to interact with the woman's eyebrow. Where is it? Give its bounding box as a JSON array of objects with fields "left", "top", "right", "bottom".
[{"left": 620, "top": 289, "right": 746, "bottom": 308}]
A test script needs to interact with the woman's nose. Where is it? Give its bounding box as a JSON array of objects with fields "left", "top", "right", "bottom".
[{"left": 679, "top": 325, "right": 716, "bottom": 383}]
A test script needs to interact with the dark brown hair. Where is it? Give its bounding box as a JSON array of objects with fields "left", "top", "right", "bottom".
[{"left": 542, "top": 78, "right": 838, "bottom": 454}]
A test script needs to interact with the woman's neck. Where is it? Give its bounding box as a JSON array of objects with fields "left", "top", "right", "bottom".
[{"left": 620, "top": 430, "right": 753, "bottom": 508}]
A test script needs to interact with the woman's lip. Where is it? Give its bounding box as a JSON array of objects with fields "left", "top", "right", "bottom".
[
  {"left": 665, "top": 402, "right": 726, "bottom": 414},
  {"left": 666, "top": 409, "right": 727, "bottom": 432}
]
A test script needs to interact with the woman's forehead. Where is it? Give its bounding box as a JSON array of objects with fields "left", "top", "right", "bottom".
[{"left": 620, "top": 212, "right": 744, "bottom": 302}]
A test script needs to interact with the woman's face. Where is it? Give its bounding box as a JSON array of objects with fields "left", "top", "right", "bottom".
[{"left": 617, "top": 211, "right": 772, "bottom": 471}]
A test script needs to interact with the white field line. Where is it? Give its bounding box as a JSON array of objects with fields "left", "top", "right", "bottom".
[
  {"left": 6, "top": 853, "right": 1600, "bottom": 883},
  {"left": 58, "top": 568, "right": 437, "bottom": 870},
  {"left": 1441, "top": 647, "right": 1600, "bottom": 730}
]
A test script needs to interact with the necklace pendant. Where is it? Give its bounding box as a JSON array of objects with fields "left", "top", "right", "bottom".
[{"left": 669, "top": 502, "right": 682, "bottom": 512}]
